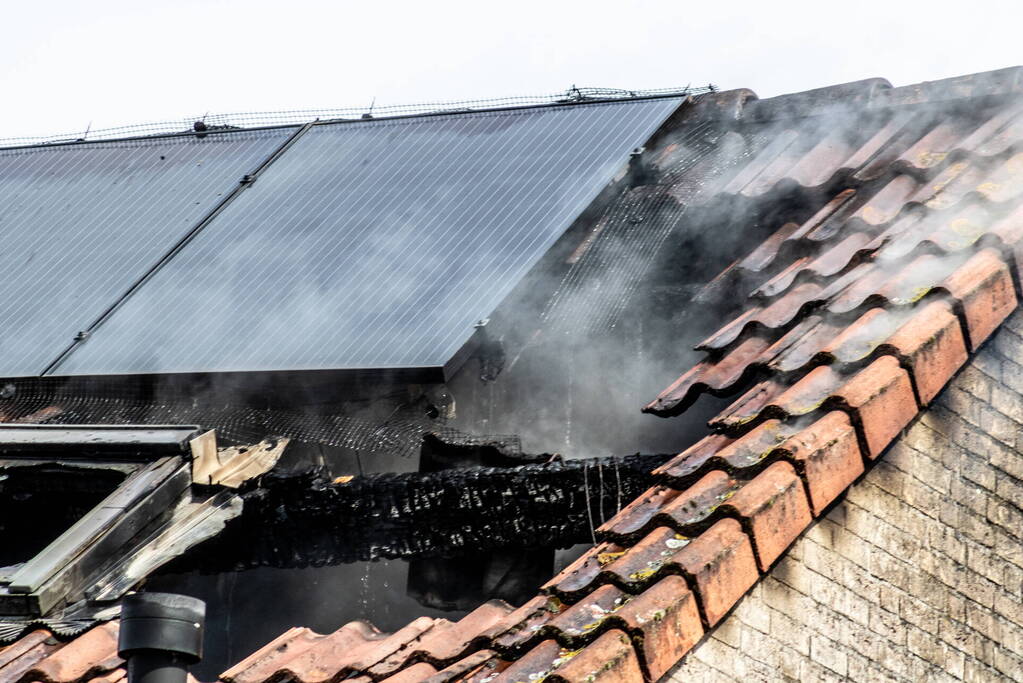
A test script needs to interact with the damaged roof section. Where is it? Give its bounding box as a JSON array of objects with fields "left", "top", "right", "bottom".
[
  {"left": 166, "top": 450, "right": 667, "bottom": 570},
  {"left": 0, "top": 422, "right": 665, "bottom": 647},
  {"left": 0, "top": 425, "right": 273, "bottom": 644}
]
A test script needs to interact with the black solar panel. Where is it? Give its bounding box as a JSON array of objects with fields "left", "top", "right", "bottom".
[
  {"left": 52, "top": 98, "right": 682, "bottom": 376},
  {"left": 0, "top": 129, "right": 296, "bottom": 376}
]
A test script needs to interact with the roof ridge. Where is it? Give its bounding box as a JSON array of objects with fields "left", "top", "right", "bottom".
[{"left": 684, "top": 66, "right": 1023, "bottom": 126}]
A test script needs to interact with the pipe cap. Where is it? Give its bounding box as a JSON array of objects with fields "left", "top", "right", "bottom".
[{"left": 118, "top": 592, "right": 205, "bottom": 662}]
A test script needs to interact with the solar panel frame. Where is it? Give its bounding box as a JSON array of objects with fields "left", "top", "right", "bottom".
[{"left": 49, "top": 97, "right": 684, "bottom": 378}]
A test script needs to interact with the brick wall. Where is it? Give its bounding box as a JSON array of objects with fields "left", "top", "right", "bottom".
[{"left": 667, "top": 310, "right": 1023, "bottom": 682}]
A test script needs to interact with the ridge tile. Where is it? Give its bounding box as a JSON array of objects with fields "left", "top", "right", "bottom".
[
  {"left": 614, "top": 575, "right": 703, "bottom": 681},
  {"left": 941, "top": 247, "right": 1017, "bottom": 348},
  {"left": 672, "top": 518, "right": 759, "bottom": 626},
  {"left": 884, "top": 298, "right": 970, "bottom": 403},
  {"left": 719, "top": 461, "right": 813, "bottom": 570},
  {"left": 830, "top": 355, "right": 918, "bottom": 458},
  {"left": 775, "top": 411, "right": 865, "bottom": 514},
  {"left": 543, "top": 630, "right": 643, "bottom": 683}
]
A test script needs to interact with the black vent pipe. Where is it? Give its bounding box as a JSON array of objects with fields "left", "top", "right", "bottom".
[{"left": 118, "top": 592, "right": 205, "bottom": 683}]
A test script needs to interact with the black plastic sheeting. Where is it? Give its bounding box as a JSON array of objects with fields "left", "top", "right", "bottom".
[
  {"left": 53, "top": 98, "right": 683, "bottom": 376},
  {"left": 164, "top": 453, "right": 667, "bottom": 570},
  {"left": 0, "top": 130, "right": 296, "bottom": 377}
]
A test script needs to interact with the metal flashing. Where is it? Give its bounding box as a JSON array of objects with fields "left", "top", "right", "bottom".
[{"left": 0, "top": 424, "right": 200, "bottom": 460}]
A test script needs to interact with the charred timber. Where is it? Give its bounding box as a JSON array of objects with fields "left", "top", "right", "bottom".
[{"left": 164, "top": 453, "right": 667, "bottom": 571}]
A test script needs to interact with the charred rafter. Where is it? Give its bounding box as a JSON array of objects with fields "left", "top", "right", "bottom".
[{"left": 162, "top": 453, "right": 668, "bottom": 571}]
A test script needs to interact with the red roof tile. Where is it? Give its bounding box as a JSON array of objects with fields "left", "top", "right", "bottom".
[
  {"left": 0, "top": 623, "right": 122, "bottom": 683},
  {"left": 367, "top": 602, "right": 512, "bottom": 677},
  {"left": 774, "top": 411, "right": 864, "bottom": 515},
  {"left": 491, "top": 638, "right": 562, "bottom": 682},
  {"left": 379, "top": 662, "right": 438, "bottom": 683},
  {"left": 11, "top": 66, "right": 1023, "bottom": 683},
  {"left": 222, "top": 617, "right": 441, "bottom": 683},
  {"left": 544, "top": 584, "right": 627, "bottom": 645},
  {"left": 542, "top": 630, "right": 642, "bottom": 683},
  {"left": 720, "top": 461, "right": 813, "bottom": 571},
  {"left": 483, "top": 595, "right": 564, "bottom": 648},
  {"left": 611, "top": 575, "right": 702, "bottom": 680},
  {"left": 423, "top": 649, "right": 502, "bottom": 683}
]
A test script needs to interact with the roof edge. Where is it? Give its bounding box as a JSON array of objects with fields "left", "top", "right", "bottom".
[
  {"left": 690, "top": 66, "right": 1023, "bottom": 125},
  {"left": 744, "top": 77, "right": 893, "bottom": 122}
]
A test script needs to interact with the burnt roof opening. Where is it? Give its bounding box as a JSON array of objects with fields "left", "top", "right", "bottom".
[
  {"left": 146, "top": 447, "right": 671, "bottom": 679},
  {"left": 0, "top": 464, "right": 127, "bottom": 568}
]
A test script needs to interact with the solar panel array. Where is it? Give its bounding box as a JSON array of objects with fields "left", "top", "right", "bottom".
[{"left": 1, "top": 98, "right": 683, "bottom": 378}]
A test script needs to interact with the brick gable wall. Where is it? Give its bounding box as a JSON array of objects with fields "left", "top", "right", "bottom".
[{"left": 668, "top": 310, "right": 1023, "bottom": 682}]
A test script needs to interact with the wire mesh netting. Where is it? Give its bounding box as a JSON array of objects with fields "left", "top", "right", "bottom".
[
  {"left": 538, "top": 123, "right": 754, "bottom": 334},
  {"left": 0, "top": 85, "right": 715, "bottom": 149},
  {"left": 0, "top": 382, "right": 518, "bottom": 459}
]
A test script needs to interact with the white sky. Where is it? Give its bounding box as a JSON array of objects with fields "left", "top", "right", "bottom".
[{"left": 2, "top": 0, "right": 1022, "bottom": 139}]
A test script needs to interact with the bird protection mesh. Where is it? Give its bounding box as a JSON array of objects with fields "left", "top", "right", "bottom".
[
  {"left": 0, "top": 382, "right": 517, "bottom": 460},
  {"left": 0, "top": 85, "right": 716, "bottom": 149}
]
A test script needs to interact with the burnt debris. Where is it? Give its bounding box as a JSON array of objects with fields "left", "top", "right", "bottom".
[{"left": 162, "top": 452, "right": 668, "bottom": 571}]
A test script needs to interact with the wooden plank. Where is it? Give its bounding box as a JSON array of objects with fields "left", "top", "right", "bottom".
[{"left": 32, "top": 462, "right": 192, "bottom": 613}]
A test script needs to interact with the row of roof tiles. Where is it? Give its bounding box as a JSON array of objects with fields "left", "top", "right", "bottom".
[
  {"left": 0, "top": 623, "right": 128, "bottom": 683},
  {"left": 7, "top": 68, "right": 1023, "bottom": 683},
  {"left": 647, "top": 97, "right": 1023, "bottom": 415}
]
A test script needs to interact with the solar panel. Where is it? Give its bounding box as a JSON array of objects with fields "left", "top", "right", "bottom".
[
  {"left": 0, "top": 128, "right": 296, "bottom": 376},
  {"left": 52, "top": 98, "right": 683, "bottom": 377}
]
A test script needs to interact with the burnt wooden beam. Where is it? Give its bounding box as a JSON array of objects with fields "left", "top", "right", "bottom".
[
  {"left": 2, "top": 456, "right": 190, "bottom": 616},
  {"left": 163, "top": 453, "right": 669, "bottom": 572}
]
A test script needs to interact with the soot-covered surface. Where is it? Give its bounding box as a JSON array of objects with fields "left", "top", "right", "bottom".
[{"left": 164, "top": 453, "right": 667, "bottom": 569}]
